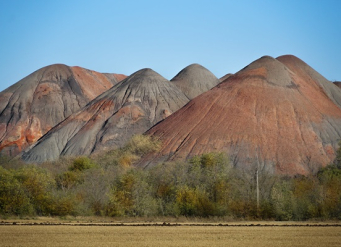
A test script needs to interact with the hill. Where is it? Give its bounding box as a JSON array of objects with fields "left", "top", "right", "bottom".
[
  {"left": 21, "top": 68, "right": 189, "bottom": 163},
  {"left": 0, "top": 64, "right": 124, "bottom": 156},
  {"left": 143, "top": 55, "right": 341, "bottom": 175},
  {"left": 170, "top": 64, "right": 220, "bottom": 99}
]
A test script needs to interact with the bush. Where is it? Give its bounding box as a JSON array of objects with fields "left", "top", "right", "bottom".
[
  {"left": 14, "top": 166, "right": 56, "bottom": 215},
  {"left": 317, "top": 165, "right": 341, "bottom": 219},
  {"left": 56, "top": 170, "right": 83, "bottom": 190},
  {"left": 106, "top": 172, "right": 136, "bottom": 216},
  {"left": 4, "top": 141, "right": 341, "bottom": 220},
  {"left": 93, "top": 134, "right": 161, "bottom": 168},
  {"left": 124, "top": 134, "right": 161, "bottom": 156},
  {"left": 69, "top": 157, "right": 96, "bottom": 171},
  {"left": 175, "top": 186, "right": 214, "bottom": 217},
  {"left": 50, "top": 191, "right": 79, "bottom": 216},
  {"left": 190, "top": 152, "right": 230, "bottom": 168},
  {"left": 0, "top": 167, "right": 34, "bottom": 215},
  {"left": 271, "top": 179, "right": 294, "bottom": 220},
  {"left": 118, "top": 152, "right": 139, "bottom": 167}
]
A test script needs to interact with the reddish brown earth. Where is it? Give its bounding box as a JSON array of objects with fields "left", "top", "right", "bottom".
[
  {"left": 143, "top": 55, "right": 341, "bottom": 175},
  {"left": 0, "top": 64, "right": 122, "bottom": 156},
  {"left": 21, "top": 69, "right": 189, "bottom": 163}
]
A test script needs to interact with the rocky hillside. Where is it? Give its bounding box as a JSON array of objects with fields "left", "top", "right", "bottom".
[
  {"left": 143, "top": 55, "right": 341, "bottom": 175},
  {"left": 3, "top": 55, "right": 340, "bottom": 176},
  {"left": 21, "top": 68, "right": 189, "bottom": 163},
  {"left": 0, "top": 64, "right": 125, "bottom": 156}
]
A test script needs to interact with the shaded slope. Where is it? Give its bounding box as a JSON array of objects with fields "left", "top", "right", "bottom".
[
  {"left": 0, "top": 64, "right": 119, "bottom": 156},
  {"left": 144, "top": 55, "right": 341, "bottom": 175},
  {"left": 21, "top": 69, "right": 189, "bottom": 163},
  {"left": 277, "top": 55, "right": 341, "bottom": 109},
  {"left": 103, "top": 73, "right": 128, "bottom": 84},
  {"left": 220, "top": 73, "right": 233, "bottom": 82},
  {"left": 170, "top": 64, "right": 220, "bottom": 99}
]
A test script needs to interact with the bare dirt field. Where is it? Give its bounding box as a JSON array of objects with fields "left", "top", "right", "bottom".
[{"left": 0, "top": 220, "right": 340, "bottom": 247}]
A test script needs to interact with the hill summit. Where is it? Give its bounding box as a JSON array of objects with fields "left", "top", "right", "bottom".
[{"left": 170, "top": 64, "right": 220, "bottom": 99}]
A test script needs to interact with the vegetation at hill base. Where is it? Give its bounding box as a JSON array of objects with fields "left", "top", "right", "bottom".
[{"left": 1, "top": 135, "right": 341, "bottom": 221}]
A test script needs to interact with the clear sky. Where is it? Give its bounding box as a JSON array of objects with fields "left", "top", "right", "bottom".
[{"left": 0, "top": 0, "right": 340, "bottom": 92}]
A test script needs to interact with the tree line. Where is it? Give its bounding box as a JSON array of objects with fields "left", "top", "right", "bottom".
[{"left": 1, "top": 135, "right": 341, "bottom": 220}]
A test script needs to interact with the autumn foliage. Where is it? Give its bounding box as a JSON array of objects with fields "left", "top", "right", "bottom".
[{"left": 1, "top": 136, "right": 341, "bottom": 220}]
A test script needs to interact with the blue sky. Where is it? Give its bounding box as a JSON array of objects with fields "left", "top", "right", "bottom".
[{"left": 0, "top": 0, "right": 340, "bottom": 92}]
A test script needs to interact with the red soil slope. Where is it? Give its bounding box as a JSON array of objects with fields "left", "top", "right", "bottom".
[{"left": 144, "top": 55, "right": 341, "bottom": 175}]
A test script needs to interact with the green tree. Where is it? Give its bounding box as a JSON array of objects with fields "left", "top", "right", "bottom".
[
  {"left": 77, "top": 168, "right": 111, "bottom": 216},
  {"left": 56, "top": 170, "right": 83, "bottom": 191},
  {"left": 124, "top": 134, "right": 161, "bottom": 156},
  {"left": 291, "top": 176, "right": 320, "bottom": 220},
  {"left": 69, "top": 157, "right": 96, "bottom": 171},
  {"left": 50, "top": 191, "right": 78, "bottom": 216},
  {"left": 106, "top": 172, "right": 136, "bottom": 216},
  {"left": 317, "top": 165, "right": 341, "bottom": 219},
  {"left": 0, "top": 167, "right": 33, "bottom": 215},
  {"left": 14, "top": 166, "right": 56, "bottom": 215},
  {"left": 175, "top": 186, "right": 213, "bottom": 216},
  {"left": 271, "top": 179, "right": 294, "bottom": 220}
]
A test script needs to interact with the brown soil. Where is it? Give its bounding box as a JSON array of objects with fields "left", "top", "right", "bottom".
[{"left": 144, "top": 55, "right": 341, "bottom": 175}]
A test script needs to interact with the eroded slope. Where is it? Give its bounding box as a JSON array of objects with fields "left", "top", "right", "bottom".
[
  {"left": 21, "top": 69, "right": 189, "bottom": 163},
  {"left": 144, "top": 55, "right": 341, "bottom": 175},
  {"left": 0, "top": 64, "right": 120, "bottom": 156}
]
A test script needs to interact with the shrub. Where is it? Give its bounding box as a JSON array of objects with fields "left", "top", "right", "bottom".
[
  {"left": 175, "top": 186, "right": 214, "bottom": 216},
  {"left": 106, "top": 172, "right": 136, "bottom": 216},
  {"left": 69, "top": 157, "right": 96, "bottom": 171},
  {"left": 317, "top": 165, "right": 341, "bottom": 219},
  {"left": 190, "top": 152, "right": 230, "bottom": 168},
  {"left": 270, "top": 179, "right": 294, "bottom": 220},
  {"left": 124, "top": 134, "right": 161, "bottom": 156},
  {"left": 56, "top": 170, "right": 83, "bottom": 190},
  {"left": 0, "top": 167, "right": 34, "bottom": 215},
  {"left": 14, "top": 166, "right": 56, "bottom": 215},
  {"left": 118, "top": 152, "right": 139, "bottom": 167},
  {"left": 50, "top": 191, "right": 79, "bottom": 216}
]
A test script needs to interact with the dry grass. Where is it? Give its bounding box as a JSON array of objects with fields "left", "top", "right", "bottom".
[{"left": 0, "top": 224, "right": 341, "bottom": 247}]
